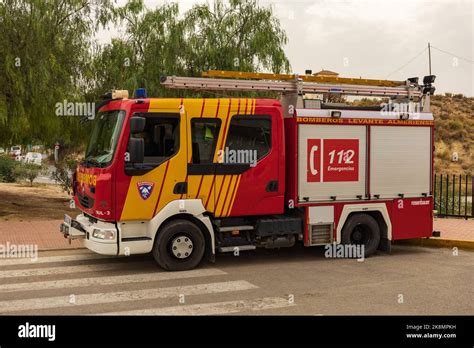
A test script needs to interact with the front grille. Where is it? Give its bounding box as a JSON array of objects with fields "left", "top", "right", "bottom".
[
  {"left": 77, "top": 193, "right": 94, "bottom": 209},
  {"left": 309, "top": 224, "right": 332, "bottom": 245}
]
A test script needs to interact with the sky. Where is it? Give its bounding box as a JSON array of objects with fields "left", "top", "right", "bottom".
[{"left": 97, "top": 0, "right": 474, "bottom": 96}]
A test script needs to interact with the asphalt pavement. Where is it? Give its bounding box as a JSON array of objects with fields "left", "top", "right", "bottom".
[{"left": 0, "top": 244, "right": 472, "bottom": 315}]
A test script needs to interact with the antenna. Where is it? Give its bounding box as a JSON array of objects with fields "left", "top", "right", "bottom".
[{"left": 428, "top": 42, "right": 432, "bottom": 75}]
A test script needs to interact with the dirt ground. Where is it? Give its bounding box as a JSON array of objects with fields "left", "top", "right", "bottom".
[{"left": 0, "top": 183, "right": 80, "bottom": 221}]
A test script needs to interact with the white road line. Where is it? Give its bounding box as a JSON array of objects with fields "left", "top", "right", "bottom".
[
  {"left": 0, "top": 253, "right": 113, "bottom": 266},
  {"left": 0, "top": 280, "right": 257, "bottom": 313},
  {"left": 104, "top": 297, "right": 295, "bottom": 315},
  {"left": 0, "top": 261, "right": 149, "bottom": 279},
  {"left": 0, "top": 268, "right": 227, "bottom": 293}
]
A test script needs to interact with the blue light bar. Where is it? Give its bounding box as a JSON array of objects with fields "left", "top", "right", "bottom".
[{"left": 135, "top": 88, "right": 147, "bottom": 98}]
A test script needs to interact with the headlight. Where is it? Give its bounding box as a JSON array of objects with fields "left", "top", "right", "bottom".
[{"left": 92, "top": 229, "right": 115, "bottom": 240}]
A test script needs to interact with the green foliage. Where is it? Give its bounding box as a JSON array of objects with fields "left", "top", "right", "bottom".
[
  {"left": 89, "top": 0, "right": 291, "bottom": 99},
  {"left": 0, "top": 0, "right": 114, "bottom": 148},
  {"left": 12, "top": 162, "right": 46, "bottom": 186},
  {"left": 50, "top": 155, "right": 79, "bottom": 194},
  {"left": 0, "top": 155, "right": 18, "bottom": 182},
  {"left": 1, "top": 0, "right": 290, "bottom": 151}
]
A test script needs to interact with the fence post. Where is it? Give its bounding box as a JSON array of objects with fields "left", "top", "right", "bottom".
[
  {"left": 471, "top": 176, "right": 474, "bottom": 218},
  {"left": 452, "top": 175, "right": 456, "bottom": 215},
  {"left": 464, "top": 175, "right": 468, "bottom": 219},
  {"left": 440, "top": 174, "right": 443, "bottom": 216},
  {"left": 446, "top": 175, "right": 449, "bottom": 216},
  {"left": 458, "top": 174, "right": 462, "bottom": 217}
]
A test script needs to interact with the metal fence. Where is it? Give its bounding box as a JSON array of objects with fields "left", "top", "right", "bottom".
[{"left": 434, "top": 174, "right": 473, "bottom": 219}]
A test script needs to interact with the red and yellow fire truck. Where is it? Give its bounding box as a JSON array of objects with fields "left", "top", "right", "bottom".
[{"left": 61, "top": 70, "right": 437, "bottom": 271}]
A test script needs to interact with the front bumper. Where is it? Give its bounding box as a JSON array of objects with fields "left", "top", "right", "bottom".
[{"left": 60, "top": 214, "right": 118, "bottom": 255}]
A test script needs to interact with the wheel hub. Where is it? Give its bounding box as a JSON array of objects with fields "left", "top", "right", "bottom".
[
  {"left": 171, "top": 236, "right": 193, "bottom": 259},
  {"left": 351, "top": 225, "right": 370, "bottom": 244}
]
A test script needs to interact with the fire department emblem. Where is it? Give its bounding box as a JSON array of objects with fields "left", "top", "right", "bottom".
[{"left": 137, "top": 182, "right": 155, "bottom": 200}]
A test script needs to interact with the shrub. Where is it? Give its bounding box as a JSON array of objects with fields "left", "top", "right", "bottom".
[
  {"left": 13, "top": 163, "right": 46, "bottom": 186},
  {"left": 447, "top": 119, "right": 463, "bottom": 131},
  {"left": 0, "top": 155, "right": 18, "bottom": 183},
  {"left": 51, "top": 156, "right": 78, "bottom": 194}
]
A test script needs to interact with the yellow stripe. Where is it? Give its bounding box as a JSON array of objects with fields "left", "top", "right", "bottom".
[
  {"left": 225, "top": 175, "right": 241, "bottom": 216},
  {"left": 120, "top": 164, "right": 167, "bottom": 221},
  {"left": 201, "top": 99, "right": 230, "bottom": 212},
  {"left": 215, "top": 175, "right": 230, "bottom": 217},
  {"left": 219, "top": 175, "right": 237, "bottom": 217}
]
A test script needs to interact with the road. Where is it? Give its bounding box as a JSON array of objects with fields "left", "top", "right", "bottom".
[{"left": 0, "top": 245, "right": 472, "bottom": 315}]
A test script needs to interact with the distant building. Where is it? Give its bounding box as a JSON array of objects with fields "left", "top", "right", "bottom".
[{"left": 314, "top": 69, "right": 339, "bottom": 77}]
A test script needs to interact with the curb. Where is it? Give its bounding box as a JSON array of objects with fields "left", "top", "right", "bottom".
[
  {"left": 39, "top": 246, "right": 86, "bottom": 252},
  {"left": 395, "top": 238, "right": 474, "bottom": 250}
]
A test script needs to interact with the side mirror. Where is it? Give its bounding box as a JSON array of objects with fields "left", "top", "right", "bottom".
[
  {"left": 130, "top": 116, "right": 146, "bottom": 134},
  {"left": 128, "top": 138, "right": 144, "bottom": 163}
]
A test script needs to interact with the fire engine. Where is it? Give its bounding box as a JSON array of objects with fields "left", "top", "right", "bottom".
[{"left": 60, "top": 70, "right": 437, "bottom": 271}]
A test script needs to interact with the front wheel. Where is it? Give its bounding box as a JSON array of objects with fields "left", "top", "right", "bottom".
[
  {"left": 153, "top": 219, "right": 205, "bottom": 271},
  {"left": 341, "top": 213, "right": 380, "bottom": 257}
]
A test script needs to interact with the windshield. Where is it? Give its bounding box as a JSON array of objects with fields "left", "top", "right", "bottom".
[{"left": 85, "top": 110, "right": 125, "bottom": 167}]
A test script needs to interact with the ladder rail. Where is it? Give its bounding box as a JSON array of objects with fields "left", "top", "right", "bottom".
[
  {"left": 203, "top": 70, "right": 407, "bottom": 88},
  {"left": 160, "top": 75, "right": 423, "bottom": 98}
]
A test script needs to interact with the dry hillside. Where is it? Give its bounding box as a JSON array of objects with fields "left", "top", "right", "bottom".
[{"left": 431, "top": 94, "right": 474, "bottom": 175}]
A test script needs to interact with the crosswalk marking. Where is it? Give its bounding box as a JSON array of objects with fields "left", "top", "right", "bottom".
[
  {"left": 0, "top": 261, "right": 150, "bottom": 279},
  {"left": 0, "top": 253, "right": 112, "bottom": 266},
  {"left": 0, "top": 268, "right": 227, "bottom": 293},
  {"left": 104, "top": 297, "right": 294, "bottom": 315},
  {"left": 0, "top": 280, "right": 258, "bottom": 313}
]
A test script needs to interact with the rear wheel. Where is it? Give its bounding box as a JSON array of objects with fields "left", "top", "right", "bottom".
[
  {"left": 341, "top": 213, "right": 380, "bottom": 257},
  {"left": 153, "top": 219, "right": 205, "bottom": 271}
]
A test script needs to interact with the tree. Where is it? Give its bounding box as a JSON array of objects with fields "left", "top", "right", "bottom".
[
  {"left": 0, "top": 0, "right": 114, "bottom": 148},
  {"left": 50, "top": 154, "right": 78, "bottom": 194},
  {"left": 90, "top": 0, "right": 291, "bottom": 99},
  {"left": 1, "top": 0, "right": 291, "bottom": 151},
  {"left": 183, "top": 0, "right": 290, "bottom": 75}
]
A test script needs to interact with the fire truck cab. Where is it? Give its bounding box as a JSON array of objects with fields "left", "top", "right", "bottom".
[{"left": 61, "top": 71, "right": 436, "bottom": 271}]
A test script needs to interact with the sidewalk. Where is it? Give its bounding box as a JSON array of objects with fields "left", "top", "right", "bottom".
[
  {"left": 0, "top": 220, "right": 82, "bottom": 250},
  {"left": 0, "top": 218, "right": 472, "bottom": 251},
  {"left": 433, "top": 218, "right": 473, "bottom": 241}
]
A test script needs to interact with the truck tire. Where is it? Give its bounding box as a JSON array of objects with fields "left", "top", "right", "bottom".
[
  {"left": 153, "top": 219, "right": 205, "bottom": 271},
  {"left": 341, "top": 213, "right": 380, "bottom": 257}
]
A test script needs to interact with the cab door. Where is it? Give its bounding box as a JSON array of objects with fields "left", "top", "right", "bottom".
[
  {"left": 186, "top": 98, "right": 284, "bottom": 217},
  {"left": 118, "top": 100, "right": 188, "bottom": 221},
  {"left": 216, "top": 108, "right": 284, "bottom": 217}
]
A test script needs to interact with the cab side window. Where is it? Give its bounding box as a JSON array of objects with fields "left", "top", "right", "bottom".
[
  {"left": 132, "top": 113, "right": 180, "bottom": 165},
  {"left": 191, "top": 118, "right": 221, "bottom": 164},
  {"left": 224, "top": 116, "right": 272, "bottom": 163}
]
